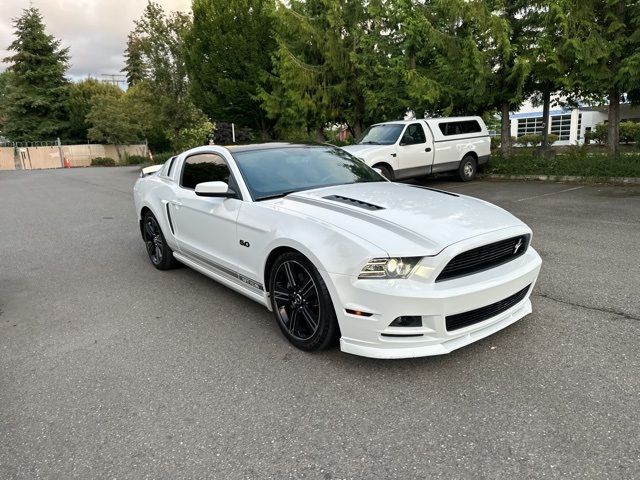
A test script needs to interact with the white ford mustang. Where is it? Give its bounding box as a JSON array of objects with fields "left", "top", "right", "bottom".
[{"left": 134, "top": 143, "right": 541, "bottom": 359}]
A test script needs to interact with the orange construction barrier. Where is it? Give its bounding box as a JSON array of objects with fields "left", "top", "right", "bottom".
[{"left": 63, "top": 157, "right": 71, "bottom": 168}]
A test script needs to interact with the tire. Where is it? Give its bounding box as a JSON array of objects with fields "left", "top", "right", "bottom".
[
  {"left": 457, "top": 155, "right": 477, "bottom": 182},
  {"left": 268, "top": 251, "right": 339, "bottom": 351},
  {"left": 142, "top": 211, "right": 179, "bottom": 270},
  {"left": 374, "top": 164, "right": 394, "bottom": 181}
]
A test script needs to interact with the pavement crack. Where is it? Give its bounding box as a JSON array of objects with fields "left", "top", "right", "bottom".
[{"left": 534, "top": 292, "right": 640, "bottom": 321}]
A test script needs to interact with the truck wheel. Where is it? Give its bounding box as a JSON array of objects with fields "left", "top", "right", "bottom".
[
  {"left": 375, "top": 164, "right": 394, "bottom": 181},
  {"left": 457, "top": 156, "right": 477, "bottom": 182}
]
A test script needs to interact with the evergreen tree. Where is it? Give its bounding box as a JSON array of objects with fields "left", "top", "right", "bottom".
[
  {"left": 483, "top": 0, "right": 535, "bottom": 155},
  {"left": 185, "top": 0, "right": 277, "bottom": 136},
  {"left": 0, "top": 72, "right": 11, "bottom": 138},
  {"left": 396, "top": 0, "right": 496, "bottom": 117},
  {"left": 2, "top": 7, "right": 70, "bottom": 141},
  {"left": 122, "top": 33, "right": 147, "bottom": 87},
  {"left": 524, "top": 2, "right": 571, "bottom": 151},
  {"left": 262, "top": 0, "right": 407, "bottom": 140},
  {"left": 566, "top": 0, "right": 640, "bottom": 154}
]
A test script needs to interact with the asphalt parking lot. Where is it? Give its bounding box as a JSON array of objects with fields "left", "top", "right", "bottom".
[{"left": 1, "top": 167, "right": 639, "bottom": 479}]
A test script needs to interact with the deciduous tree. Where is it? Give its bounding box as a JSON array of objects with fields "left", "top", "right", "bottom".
[
  {"left": 67, "top": 78, "right": 122, "bottom": 143},
  {"left": 125, "top": 1, "right": 205, "bottom": 150}
]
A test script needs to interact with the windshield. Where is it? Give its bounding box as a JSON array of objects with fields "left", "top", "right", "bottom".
[
  {"left": 232, "top": 146, "right": 385, "bottom": 201},
  {"left": 357, "top": 124, "right": 404, "bottom": 145}
]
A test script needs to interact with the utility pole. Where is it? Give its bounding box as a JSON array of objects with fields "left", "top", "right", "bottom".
[{"left": 100, "top": 74, "right": 126, "bottom": 87}]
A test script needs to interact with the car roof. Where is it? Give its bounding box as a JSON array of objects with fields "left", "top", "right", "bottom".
[
  {"left": 224, "top": 142, "right": 323, "bottom": 153},
  {"left": 373, "top": 116, "right": 481, "bottom": 126}
]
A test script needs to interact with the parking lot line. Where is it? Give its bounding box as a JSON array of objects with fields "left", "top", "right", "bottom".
[{"left": 514, "top": 186, "right": 584, "bottom": 202}]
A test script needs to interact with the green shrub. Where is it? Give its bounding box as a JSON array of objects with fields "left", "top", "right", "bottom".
[
  {"left": 151, "top": 152, "right": 176, "bottom": 164},
  {"left": 91, "top": 157, "right": 116, "bottom": 167},
  {"left": 486, "top": 151, "right": 640, "bottom": 178},
  {"left": 586, "top": 123, "right": 607, "bottom": 144},
  {"left": 585, "top": 122, "right": 640, "bottom": 145},
  {"left": 514, "top": 133, "right": 558, "bottom": 147},
  {"left": 620, "top": 121, "right": 640, "bottom": 144},
  {"left": 123, "top": 155, "right": 149, "bottom": 165},
  {"left": 490, "top": 136, "right": 501, "bottom": 150}
]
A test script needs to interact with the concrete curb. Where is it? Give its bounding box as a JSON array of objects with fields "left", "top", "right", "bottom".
[{"left": 482, "top": 174, "right": 640, "bottom": 185}]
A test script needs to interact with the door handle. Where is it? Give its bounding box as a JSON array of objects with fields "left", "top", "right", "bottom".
[
  {"left": 390, "top": 153, "right": 397, "bottom": 157},
  {"left": 425, "top": 147, "right": 432, "bottom": 152}
]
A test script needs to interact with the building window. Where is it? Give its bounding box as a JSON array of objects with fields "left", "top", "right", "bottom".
[
  {"left": 577, "top": 114, "right": 582, "bottom": 140},
  {"left": 517, "top": 117, "right": 543, "bottom": 137},
  {"left": 551, "top": 114, "right": 572, "bottom": 141}
]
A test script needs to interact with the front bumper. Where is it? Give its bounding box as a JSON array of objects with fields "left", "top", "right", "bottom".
[{"left": 327, "top": 245, "right": 542, "bottom": 359}]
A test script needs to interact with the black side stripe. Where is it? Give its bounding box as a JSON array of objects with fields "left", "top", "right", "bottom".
[
  {"left": 165, "top": 203, "right": 175, "bottom": 234},
  {"left": 181, "top": 248, "right": 264, "bottom": 292},
  {"left": 433, "top": 134, "right": 489, "bottom": 143}
]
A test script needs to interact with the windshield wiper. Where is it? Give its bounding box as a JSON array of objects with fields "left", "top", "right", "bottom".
[
  {"left": 255, "top": 190, "right": 299, "bottom": 201},
  {"left": 359, "top": 141, "right": 381, "bottom": 145}
]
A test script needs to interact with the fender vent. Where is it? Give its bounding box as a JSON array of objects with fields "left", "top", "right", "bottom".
[{"left": 323, "top": 195, "right": 384, "bottom": 211}]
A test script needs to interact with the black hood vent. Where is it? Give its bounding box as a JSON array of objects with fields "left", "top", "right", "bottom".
[{"left": 323, "top": 195, "right": 385, "bottom": 211}]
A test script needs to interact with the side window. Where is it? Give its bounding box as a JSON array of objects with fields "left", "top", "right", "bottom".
[
  {"left": 460, "top": 120, "right": 482, "bottom": 134},
  {"left": 403, "top": 123, "right": 426, "bottom": 144},
  {"left": 439, "top": 121, "right": 482, "bottom": 136},
  {"left": 166, "top": 156, "right": 176, "bottom": 176},
  {"left": 181, "top": 153, "right": 231, "bottom": 190}
]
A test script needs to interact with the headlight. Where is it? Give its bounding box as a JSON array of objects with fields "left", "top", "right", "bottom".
[{"left": 358, "top": 257, "right": 422, "bottom": 279}]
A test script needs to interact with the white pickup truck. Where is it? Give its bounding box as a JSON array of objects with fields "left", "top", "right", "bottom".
[{"left": 342, "top": 116, "right": 491, "bottom": 181}]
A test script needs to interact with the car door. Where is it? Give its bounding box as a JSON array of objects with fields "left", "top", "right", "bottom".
[
  {"left": 170, "top": 152, "right": 242, "bottom": 274},
  {"left": 396, "top": 122, "right": 434, "bottom": 175}
]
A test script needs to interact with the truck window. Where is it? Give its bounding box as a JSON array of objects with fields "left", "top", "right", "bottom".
[
  {"left": 439, "top": 120, "right": 482, "bottom": 136},
  {"left": 401, "top": 123, "right": 426, "bottom": 145}
]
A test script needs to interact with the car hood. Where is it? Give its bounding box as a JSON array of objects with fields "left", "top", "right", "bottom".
[
  {"left": 271, "top": 182, "right": 528, "bottom": 256},
  {"left": 342, "top": 144, "right": 393, "bottom": 157}
]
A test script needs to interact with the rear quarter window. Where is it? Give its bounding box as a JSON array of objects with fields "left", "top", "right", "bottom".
[
  {"left": 438, "top": 120, "right": 482, "bottom": 136},
  {"left": 166, "top": 156, "right": 176, "bottom": 176}
]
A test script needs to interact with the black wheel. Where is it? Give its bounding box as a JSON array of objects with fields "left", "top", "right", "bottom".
[
  {"left": 269, "top": 252, "right": 339, "bottom": 351},
  {"left": 374, "top": 164, "right": 394, "bottom": 181},
  {"left": 457, "top": 155, "right": 477, "bottom": 182},
  {"left": 142, "top": 211, "right": 178, "bottom": 270}
]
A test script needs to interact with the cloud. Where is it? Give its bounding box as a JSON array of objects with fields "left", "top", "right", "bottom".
[{"left": 0, "top": 0, "right": 191, "bottom": 81}]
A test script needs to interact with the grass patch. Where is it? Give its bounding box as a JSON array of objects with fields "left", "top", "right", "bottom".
[
  {"left": 486, "top": 150, "right": 640, "bottom": 178},
  {"left": 123, "top": 155, "right": 149, "bottom": 165}
]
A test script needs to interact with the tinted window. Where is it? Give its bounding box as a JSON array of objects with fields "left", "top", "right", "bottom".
[
  {"left": 232, "top": 146, "right": 384, "bottom": 201},
  {"left": 181, "top": 153, "right": 231, "bottom": 189},
  {"left": 439, "top": 120, "right": 482, "bottom": 136},
  {"left": 357, "top": 124, "right": 404, "bottom": 145},
  {"left": 166, "top": 156, "right": 176, "bottom": 176},
  {"left": 401, "top": 123, "right": 426, "bottom": 144}
]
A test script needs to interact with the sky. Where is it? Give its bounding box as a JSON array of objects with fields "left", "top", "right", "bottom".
[{"left": 0, "top": 0, "right": 191, "bottom": 81}]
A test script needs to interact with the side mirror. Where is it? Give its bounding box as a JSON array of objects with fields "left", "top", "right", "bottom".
[{"left": 195, "top": 181, "right": 236, "bottom": 198}]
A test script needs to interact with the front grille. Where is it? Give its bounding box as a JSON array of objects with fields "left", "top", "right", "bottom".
[
  {"left": 436, "top": 235, "right": 530, "bottom": 282},
  {"left": 445, "top": 284, "right": 531, "bottom": 331}
]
